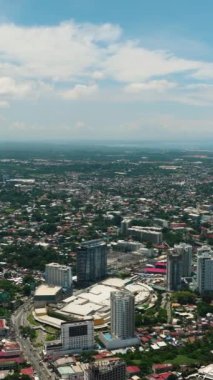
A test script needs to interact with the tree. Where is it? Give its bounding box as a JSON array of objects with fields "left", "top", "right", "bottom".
[{"left": 5, "top": 374, "right": 31, "bottom": 380}]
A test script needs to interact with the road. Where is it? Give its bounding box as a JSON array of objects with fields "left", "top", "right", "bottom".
[
  {"left": 162, "top": 292, "right": 172, "bottom": 324},
  {"left": 11, "top": 299, "right": 56, "bottom": 380}
]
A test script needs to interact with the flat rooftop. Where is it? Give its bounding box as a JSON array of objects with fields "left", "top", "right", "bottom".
[
  {"left": 61, "top": 277, "right": 152, "bottom": 323},
  {"left": 34, "top": 284, "right": 62, "bottom": 297}
]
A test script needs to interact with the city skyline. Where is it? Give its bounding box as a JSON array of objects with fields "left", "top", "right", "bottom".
[{"left": 0, "top": 0, "right": 213, "bottom": 141}]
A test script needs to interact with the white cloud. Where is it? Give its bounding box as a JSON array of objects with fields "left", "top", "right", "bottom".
[
  {"left": 0, "top": 100, "right": 9, "bottom": 108},
  {"left": 0, "top": 21, "right": 119, "bottom": 81},
  {"left": 0, "top": 19, "right": 213, "bottom": 141},
  {"left": 103, "top": 42, "right": 201, "bottom": 82},
  {"left": 0, "top": 76, "right": 32, "bottom": 97},
  {"left": 60, "top": 84, "right": 98, "bottom": 100},
  {"left": 0, "top": 20, "right": 209, "bottom": 88},
  {"left": 125, "top": 80, "right": 177, "bottom": 93}
]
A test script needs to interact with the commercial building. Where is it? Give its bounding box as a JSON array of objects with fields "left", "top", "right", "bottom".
[
  {"left": 61, "top": 320, "right": 94, "bottom": 351},
  {"left": 45, "top": 262, "right": 72, "bottom": 290},
  {"left": 84, "top": 360, "right": 126, "bottom": 380},
  {"left": 77, "top": 240, "right": 107, "bottom": 286},
  {"left": 167, "top": 251, "right": 183, "bottom": 291},
  {"left": 174, "top": 243, "right": 192, "bottom": 277},
  {"left": 45, "top": 319, "right": 94, "bottom": 356},
  {"left": 197, "top": 251, "right": 213, "bottom": 294},
  {"left": 59, "top": 277, "right": 151, "bottom": 330},
  {"left": 34, "top": 284, "right": 62, "bottom": 307}
]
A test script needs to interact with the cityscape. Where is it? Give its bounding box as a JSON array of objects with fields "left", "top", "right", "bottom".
[
  {"left": 0, "top": 0, "right": 213, "bottom": 379},
  {"left": 0, "top": 144, "right": 212, "bottom": 380}
]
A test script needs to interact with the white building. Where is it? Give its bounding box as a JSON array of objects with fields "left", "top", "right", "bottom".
[
  {"left": 128, "top": 227, "right": 162, "bottom": 244},
  {"left": 111, "top": 290, "right": 135, "bottom": 339},
  {"left": 99, "top": 290, "right": 140, "bottom": 350},
  {"left": 45, "top": 319, "right": 94, "bottom": 356},
  {"left": 197, "top": 251, "right": 213, "bottom": 294},
  {"left": 61, "top": 320, "right": 94, "bottom": 351},
  {"left": 45, "top": 262, "right": 72, "bottom": 290}
]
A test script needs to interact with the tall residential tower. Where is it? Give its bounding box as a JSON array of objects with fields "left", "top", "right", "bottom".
[
  {"left": 110, "top": 290, "right": 135, "bottom": 339},
  {"left": 197, "top": 251, "right": 213, "bottom": 295},
  {"left": 77, "top": 240, "right": 107, "bottom": 286},
  {"left": 167, "top": 250, "right": 183, "bottom": 291}
]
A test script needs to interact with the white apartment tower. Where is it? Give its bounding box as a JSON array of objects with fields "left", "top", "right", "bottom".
[
  {"left": 197, "top": 251, "right": 213, "bottom": 294},
  {"left": 111, "top": 290, "right": 135, "bottom": 340},
  {"left": 45, "top": 262, "right": 72, "bottom": 290}
]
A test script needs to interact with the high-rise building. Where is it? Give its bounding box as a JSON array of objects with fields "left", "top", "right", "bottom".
[
  {"left": 77, "top": 240, "right": 107, "bottom": 286},
  {"left": 45, "top": 263, "right": 72, "bottom": 290},
  {"left": 174, "top": 243, "right": 192, "bottom": 277},
  {"left": 197, "top": 251, "right": 213, "bottom": 295},
  {"left": 110, "top": 290, "right": 135, "bottom": 339},
  {"left": 84, "top": 360, "right": 126, "bottom": 380},
  {"left": 167, "top": 250, "right": 183, "bottom": 291},
  {"left": 120, "top": 218, "right": 132, "bottom": 236}
]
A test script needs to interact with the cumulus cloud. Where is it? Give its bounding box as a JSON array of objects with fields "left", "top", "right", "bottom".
[
  {"left": 0, "top": 20, "right": 209, "bottom": 88},
  {"left": 125, "top": 80, "right": 177, "bottom": 93},
  {"left": 103, "top": 42, "right": 201, "bottom": 82},
  {"left": 60, "top": 84, "right": 98, "bottom": 100},
  {"left": 0, "top": 18, "right": 213, "bottom": 139},
  {"left": 0, "top": 76, "right": 32, "bottom": 97},
  {"left": 0, "top": 21, "right": 119, "bottom": 81}
]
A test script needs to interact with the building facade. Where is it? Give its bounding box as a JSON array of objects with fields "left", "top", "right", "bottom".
[
  {"left": 77, "top": 240, "right": 107, "bottom": 285},
  {"left": 110, "top": 290, "right": 135, "bottom": 339},
  {"left": 84, "top": 361, "right": 126, "bottom": 380},
  {"left": 197, "top": 251, "right": 213, "bottom": 294},
  {"left": 167, "top": 251, "right": 183, "bottom": 291},
  {"left": 174, "top": 243, "right": 192, "bottom": 277},
  {"left": 45, "top": 319, "right": 94, "bottom": 356},
  {"left": 45, "top": 262, "right": 72, "bottom": 290},
  {"left": 61, "top": 320, "right": 94, "bottom": 351}
]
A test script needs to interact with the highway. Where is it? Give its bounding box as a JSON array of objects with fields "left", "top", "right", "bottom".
[{"left": 11, "top": 299, "right": 56, "bottom": 380}]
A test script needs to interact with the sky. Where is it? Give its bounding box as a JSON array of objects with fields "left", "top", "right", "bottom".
[{"left": 0, "top": 0, "right": 213, "bottom": 141}]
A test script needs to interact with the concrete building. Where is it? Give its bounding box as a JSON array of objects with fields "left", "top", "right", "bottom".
[
  {"left": 111, "top": 290, "right": 135, "bottom": 339},
  {"left": 174, "top": 243, "right": 192, "bottom": 277},
  {"left": 167, "top": 251, "right": 183, "bottom": 291},
  {"left": 120, "top": 218, "right": 132, "bottom": 236},
  {"left": 128, "top": 227, "right": 162, "bottom": 244},
  {"left": 34, "top": 284, "right": 62, "bottom": 307},
  {"left": 84, "top": 360, "right": 126, "bottom": 380},
  {"left": 45, "top": 319, "right": 94, "bottom": 356},
  {"left": 77, "top": 240, "right": 107, "bottom": 286},
  {"left": 99, "top": 290, "right": 139, "bottom": 349},
  {"left": 197, "top": 251, "right": 213, "bottom": 294},
  {"left": 45, "top": 262, "right": 72, "bottom": 290}
]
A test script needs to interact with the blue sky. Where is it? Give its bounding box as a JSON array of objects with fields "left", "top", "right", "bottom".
[{"left": 0, "top": 0, "right": 213, "bottom": 141}]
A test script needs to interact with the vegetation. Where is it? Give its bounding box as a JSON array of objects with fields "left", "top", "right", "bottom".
[
  {"left": 19, "top": 326, "right": 37, "bottom": 340},
  {"left": 171, "top": 291, "right": 196, "bottom": 305},
  {"left": 118, "top": 331, "right": 213, "bottom": 375},
  {"left": 5, "top": 374, "right": 31, "bottom": 380}
]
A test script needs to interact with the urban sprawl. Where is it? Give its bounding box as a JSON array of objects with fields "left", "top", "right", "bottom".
[{"left": 0, "top": 145, "right": 212, "bottom": 380}]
